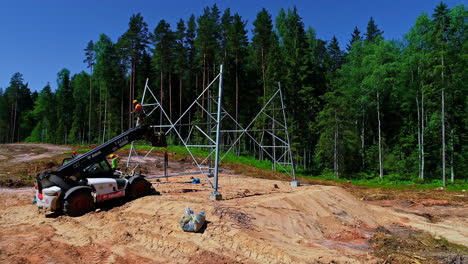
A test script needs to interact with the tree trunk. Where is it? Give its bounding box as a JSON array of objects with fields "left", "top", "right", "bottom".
[
  {"left": 361, "top": 109, "right": 365, "bottom": 169},
  {"left": 169, "top": 72, "right": 172, "bottom": 121},
  {"left": 261, "top": 48, "right": 266, "bottom": 161},
  {"left": 99, "top": 80, "right": 102, "bottom": 142},
  {"left": 261, "top": 47, "right": 266, "bottom": 97},
  {"left": 121, "top": 79, "right": 124, "bottom": 134},
  {"left": 235, "top": 54, "right": 239, "bottom": 126},
  {"left": 11, "top": 97, "right": 17, "bottom": 142},
  {"left": 179, "top": 72, "right": 183, "bottom": 136},
  {"left": 450, "top": 128, "right": 454, "bottom": 182},
  {"left": 416, "top": 91, "right": 422, "bottom": 179},
  {"left": 195, "top": 72, "right": 198, "bottom": 96},
  {"left": 272, "top": 118, "right": 276, "bottom": 171},
  {"left": 334, "top": 110, "right": 339, "bottom": 179},
  {"left": 377, "top": 90, "right": 383, "bottom": 179},
  {"left": 160, "top": 71, "right": 164, "bottom": 130},
  {"left": 421, "top": 90, "right": 425, "bottom": 180},
  {"left": 129, "top": 59, "right": 136, "bottom": 129},
  {"left": 88, "top": 68, "right": 92, "bottom": 143},
  {"left": 441, "top": 54, "right": 446, "bottom": 187},
  {"left": 103, "top": 89, "right": 107, "bottom": 144},
  {"left": 201, "top": 53, "right": 206, "bottom": 118}
]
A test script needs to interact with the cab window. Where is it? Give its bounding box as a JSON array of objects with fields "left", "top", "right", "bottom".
[{"left": 85, "top": 160, "right": 111, "bottom": 175}]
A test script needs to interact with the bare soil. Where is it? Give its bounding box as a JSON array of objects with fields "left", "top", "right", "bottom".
[
  {"left": 0, "top": 143, "right": 71, "bottom": 186},
  {"left": 0, "top": 143, "right": 467, "bottom": 263}
]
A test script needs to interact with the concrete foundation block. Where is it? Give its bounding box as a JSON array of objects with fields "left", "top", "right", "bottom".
[
  {"left": 291, "top": 180, "right": 300, "bottom": 187},
  {"left": 209, "top": 193, "right": 223, "bottom": 200}
]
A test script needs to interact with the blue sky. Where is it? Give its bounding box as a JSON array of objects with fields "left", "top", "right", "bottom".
[{"left": 0, "top": 0, "right": 465, "bottom": 92}]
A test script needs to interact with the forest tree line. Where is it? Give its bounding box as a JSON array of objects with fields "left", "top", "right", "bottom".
[{"left": 0, "top": 3, "right": 466, "bottom": 185}]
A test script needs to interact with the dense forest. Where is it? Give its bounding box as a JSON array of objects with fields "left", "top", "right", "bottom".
[{"left": 0, "top": 3, "right": 466, "bottom": 185}]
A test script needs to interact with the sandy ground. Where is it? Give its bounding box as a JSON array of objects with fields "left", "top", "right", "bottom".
[
  {"left": 1, "top": 174, "right": 467, "bottom": 264},
  {"left": 0, "top": 144, "right": 71, "bottom": 185},
  {"left": 0, "top": 144, "right": 467, "bottom": 263},
  {"left": 0, "top": 143, "right": 70, "bottom": 164}
]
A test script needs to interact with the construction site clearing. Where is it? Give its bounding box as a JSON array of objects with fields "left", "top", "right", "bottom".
[{"left": 0, "top": 143, "right": 467, "bottom": 264}]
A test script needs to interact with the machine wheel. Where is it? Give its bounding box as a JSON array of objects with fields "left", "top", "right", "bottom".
[
  {"left": 127, "top": 178, "right": 152, "bottom": 200},
  {"left": 64, "top": 190, "right": 94, "bottom": 217}
]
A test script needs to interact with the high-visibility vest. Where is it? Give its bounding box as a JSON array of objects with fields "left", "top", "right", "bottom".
[{"left": 111, "top": 158, "right": 119, "bottom": 169}]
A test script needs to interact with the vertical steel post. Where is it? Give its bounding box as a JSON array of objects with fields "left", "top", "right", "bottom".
[
  {"left": 278, "top": 82, "right": 297, "bottom": 184},
  {"left": 212, "top": 65, "right": 224, "bottom": 196},
  {"left": 208, "top": 79, "right": 213, "bottom": 177}
]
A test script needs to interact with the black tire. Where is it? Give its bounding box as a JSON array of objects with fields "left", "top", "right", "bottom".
[
  {"left": 127, "top": 178, "right": 152, "bottom": 200},
  {"left": 64, "top": 190, "right": 94, "bottom": 217}
]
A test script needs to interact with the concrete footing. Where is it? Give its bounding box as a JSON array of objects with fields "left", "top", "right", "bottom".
[
  {"left": 209, "top": 193, "right": 223, "bottom": 201},
  {"left": 291, "top": 180, "right": 300, "bottom": 187}
]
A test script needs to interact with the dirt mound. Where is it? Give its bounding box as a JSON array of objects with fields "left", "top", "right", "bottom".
[{"left": 1, "top": 173, "right": 466, "bottom": 264}]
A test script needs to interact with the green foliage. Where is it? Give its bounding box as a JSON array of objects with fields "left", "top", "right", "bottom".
[{"left": 2, "top": 2, "right": 466, "bottom": 189}]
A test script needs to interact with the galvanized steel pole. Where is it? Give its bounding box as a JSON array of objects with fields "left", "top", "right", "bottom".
[
  {"left": 278, "top": 82, "right": 297, "bottom": 185},
  {"left": 213, "top": 65, "right": 224, "bottom": 195}
]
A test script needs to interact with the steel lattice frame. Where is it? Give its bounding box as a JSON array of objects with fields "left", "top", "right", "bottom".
[{"left": 126, "top": 66, "right": 296, "bottom": 196}]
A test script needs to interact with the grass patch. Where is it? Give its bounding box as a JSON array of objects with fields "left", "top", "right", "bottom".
[{"left": 301, "top": 174, "right": 468, "bottom": 191}]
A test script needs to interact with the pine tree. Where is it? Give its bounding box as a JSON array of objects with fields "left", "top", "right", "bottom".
[
  {"left": 432, "top": 2, "right": 450, "bottom": 186},
  {"left": 446, "top": 4, "right": 468, "bottom": 182},
  {"left": 404, "top": 13, "right": 433, "bottom": 180},
  {"left": 306, "top": 27, "right": 328, "bottom": 97},
  {"left": 220, "top": 8, "right": 233, "bottom": 64},
  {"left": 174, "top": 19, "right": 187, "bottom": 122},
  {"left": 185, "top": 14, "right": 197, "bottom": 107},
  {"left": 69, "top": 72, "right": 90, "bottom": 143},
  {"left": 327, "top": 36, "right": 344, "bottom": 72},
  {"left": 152, "top": 19, "right": 175, "bottom": 126},
  {"left": 5, "top": 73, "right": 23, "bottom": 142},
  {"left": 4, "top": 73, "right": 35, "bottom": 142},
  {"left": 347, "top": 26, "right": 361, "bottom": 52},
  {"left": 316, "top": 87, "right": 359, "bottom": 177},
  {"left": 27, "top": 83, "right": 56, "bottom": 143},
  {"left": 227, "top": 13, "right": 248, "bottom": 124},
  {"left": 56, "top": 69, "right": 74, "bottom": 144},
  {"left": 84, "top": 40, "right": 95, "bottom": 143},
  {"left": 252, "top": 8, "right": 275, "bottom": 97},
  {"left": 94, "top": 34, "right": 126, "bottom": 141},
  {"left": 118, "top": 13, "right": 150, "bottom": 129},
  {"left": 276, "top": 7, "right": 314, "bottom": 162},
  {"left": 0, "top": 88, "right": 7, "bottom": 143},
  {"left": 365, "top": 17, "right": 384, "bottom": 43},
  {"left": 195, "top": 5, "right": 221, "bottom": 117}
]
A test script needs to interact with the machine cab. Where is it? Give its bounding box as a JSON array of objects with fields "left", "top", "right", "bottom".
[{"left": 81, "top": 160, "right": 114, "bottom": 178}]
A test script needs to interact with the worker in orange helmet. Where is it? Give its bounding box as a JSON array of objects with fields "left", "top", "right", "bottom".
[{"left": 131, "top": 100, "right": 145, "bottom": 126}]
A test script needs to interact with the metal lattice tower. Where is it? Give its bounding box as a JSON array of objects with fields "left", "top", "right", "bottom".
[
  {"left": 126, "top": 68, "right": 299, "bottom": 200},
  {"left": 127, "top": 66, "right": 225, "bottom": 199},
  {"left": 218, "top": 82, "right": 296, "bottom": 183}
]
